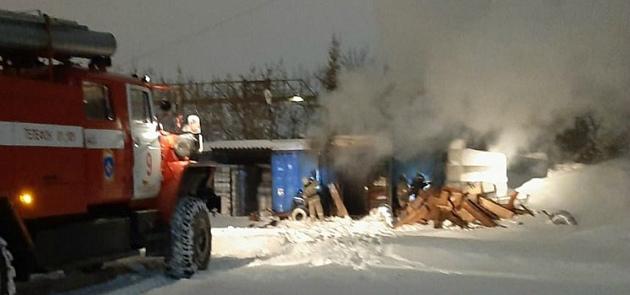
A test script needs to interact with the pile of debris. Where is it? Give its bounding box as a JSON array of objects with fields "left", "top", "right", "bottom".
[{"left": 395, "top": 184, "right": 532, "bottom": 228}]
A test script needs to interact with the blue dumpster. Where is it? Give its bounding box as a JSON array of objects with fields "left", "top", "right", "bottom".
[{"left": 272, "top": 151, "right": 318, "bottom": 214}]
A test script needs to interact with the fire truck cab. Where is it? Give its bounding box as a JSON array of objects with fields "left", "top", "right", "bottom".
[{"left": 0, "top": 10, "right": 214, "bottom": 294}]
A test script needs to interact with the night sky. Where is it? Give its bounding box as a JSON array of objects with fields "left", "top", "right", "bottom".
[{"left": 3, "top": 0, "right": 378, "bottom": 80}]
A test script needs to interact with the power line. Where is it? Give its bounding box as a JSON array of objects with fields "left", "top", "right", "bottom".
[{"left": 127, "top": 0, "right": 281, "bottom": 64}]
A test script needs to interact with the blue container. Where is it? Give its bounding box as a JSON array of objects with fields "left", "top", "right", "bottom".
[{"left": 272, "top": 151, "right": 318, "bottom": 213}]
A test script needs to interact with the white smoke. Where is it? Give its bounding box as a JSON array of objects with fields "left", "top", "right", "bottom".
[{"left": 317, "top": 0, "right": 630, "bottom": 163}]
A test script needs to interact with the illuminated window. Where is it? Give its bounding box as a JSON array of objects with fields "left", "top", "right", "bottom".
[{"left": 83, "top": 81, "right": 114, "bottom": 120}]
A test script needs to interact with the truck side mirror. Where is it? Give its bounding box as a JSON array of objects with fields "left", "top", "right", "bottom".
[{"left": 186, "top": 115, "right": 201, "bottom": 135}]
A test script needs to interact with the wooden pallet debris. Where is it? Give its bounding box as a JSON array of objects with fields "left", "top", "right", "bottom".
[
  {"left": 461, "top": 199, "right": 497, "bottom": 227},
  {"left": 394, "top": 186, "right": 528, "bottom": 228},
  {"left": 328, "top": 183, "right": 349, "bottom": 218},
  {"left": 478, "top": 195, "right": 515, "bottom": 219}
]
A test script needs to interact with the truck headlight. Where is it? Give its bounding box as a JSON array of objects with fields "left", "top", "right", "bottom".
[{"left": 19, "top": 192, "right": 34, "bottom": 206}]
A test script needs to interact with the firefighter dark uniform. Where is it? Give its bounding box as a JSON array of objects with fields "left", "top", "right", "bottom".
[{"left": 409, "top": 173, "right": 431, "bottom": 202}]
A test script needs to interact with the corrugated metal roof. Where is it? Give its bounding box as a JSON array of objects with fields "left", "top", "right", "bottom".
[
  {"left": 204, "top": 140, "right": 273, "bottom": 150},
  {"left": 272, "top": 139, "right": 310, "bottom": 151},
  {"left": 204, "top": 139, "right": 310, "bottom": 151}
]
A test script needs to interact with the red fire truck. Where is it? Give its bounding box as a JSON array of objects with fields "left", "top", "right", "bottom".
[{"left": 0, "top": 10, "right": 214, "bottom": 294}]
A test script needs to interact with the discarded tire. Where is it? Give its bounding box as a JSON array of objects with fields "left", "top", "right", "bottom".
[
  {"left": 550, "top": 210, "right": 578, "bottom": 225},
  {"left": 291, "top": 207, "right": 308, "bottom": 221},
  {"left": 167, "top": 197, "right": 212, "bottom": 279},
  {"left": 0, "top": 238, "right": 15, "bottom": 295}
]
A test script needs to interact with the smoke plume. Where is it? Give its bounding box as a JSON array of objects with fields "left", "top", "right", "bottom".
[{"left": 316, "top": 0, "right": 630, "bottom": 165}]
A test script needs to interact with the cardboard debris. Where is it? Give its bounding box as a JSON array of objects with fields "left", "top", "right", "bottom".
[{"left": 395, "top": 186, "right": 529, "bottom": 228}]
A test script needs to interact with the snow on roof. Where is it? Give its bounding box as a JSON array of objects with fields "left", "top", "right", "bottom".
[
  {"left": 204, "top": 139, "right": 310, "bottom": 151},
  {"left": 205, "top": 135, "right": 393, "bottom": 152}
]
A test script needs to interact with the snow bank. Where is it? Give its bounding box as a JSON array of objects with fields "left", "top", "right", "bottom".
[
  {"left": 517, "top": 159, "right": 630, "bottom": 227},
  {"left": 211, "top": 211, "right": 415, "bottom": 270},
  {"left": 248, "top": 216, "right": 396, "bottom": 270},
  {"left": 212, "top": 227, "right": 287, "bottom": 258}
]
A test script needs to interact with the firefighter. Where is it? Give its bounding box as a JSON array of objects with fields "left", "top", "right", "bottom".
[
  {"left": 409, "top": 172, "right": 431, "bottom": 201},
  {"left": 396, "top": 174, "right": 411, "bottom": 209},
  {"left": 302, "top": 177, "right": 324, "bottom": 220}
]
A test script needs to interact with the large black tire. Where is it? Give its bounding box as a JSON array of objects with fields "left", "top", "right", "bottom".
[
  {"left": 167, "top": 197, "right": 212, "bottom": 279},
  {"left": 0, "top": 238, "right": 15, "bottom": 295}
]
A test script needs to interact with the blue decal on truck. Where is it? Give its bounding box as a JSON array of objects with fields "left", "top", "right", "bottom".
[{"left": 103, "top": 150, "right": 115, "bottom": 180}]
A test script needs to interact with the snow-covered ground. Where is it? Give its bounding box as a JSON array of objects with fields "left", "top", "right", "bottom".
[{"left": 28, "top": 159, "right": 630, "bottom": 295}]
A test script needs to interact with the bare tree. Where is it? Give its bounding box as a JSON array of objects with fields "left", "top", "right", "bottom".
[
  {"left": 160, "top": 63, "right": 318, "bottom": 141},
  {"left": 340, "top": 45, "right": 373, "bottom": 71}
]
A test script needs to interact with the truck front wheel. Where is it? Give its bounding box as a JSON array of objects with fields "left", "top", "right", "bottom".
[
  {"left": 0, "top": 238, "right": 15, "bottom": 295},
  {"left": 167, "top": 197, "right": 212, "bottom": 279}
]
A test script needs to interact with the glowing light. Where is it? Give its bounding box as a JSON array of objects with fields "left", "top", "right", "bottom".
[
  {"left": 289, "top": 95, "right": 304, "bottom": 102},
  {"left": 19, "top": 193, "right": 33, "bottom": 206}
]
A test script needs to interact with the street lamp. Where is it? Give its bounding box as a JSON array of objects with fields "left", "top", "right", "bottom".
[
  {"left": 289, "top": 94, "right": 304, "bottom": 102},
  {"left": 288, "top": 94, "right": 306, "bottom": 138}
]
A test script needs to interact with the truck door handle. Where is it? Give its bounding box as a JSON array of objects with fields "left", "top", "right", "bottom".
[{"left": 134, "top": 143, "right": 150, "bottom": 148}]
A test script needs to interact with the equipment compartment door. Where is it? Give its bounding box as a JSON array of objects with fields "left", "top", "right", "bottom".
[{"left": 127, "top": 85, "right": 162, "bottom": 199}]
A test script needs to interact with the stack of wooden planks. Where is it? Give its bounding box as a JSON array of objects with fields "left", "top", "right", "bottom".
[{"left": 395, "top": 187, "right": 531, "bottom": 228}]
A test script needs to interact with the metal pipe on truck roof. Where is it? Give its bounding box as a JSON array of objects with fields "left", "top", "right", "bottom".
[{"left": 0, "top": 9, "right": 116, "bottom": 58}]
